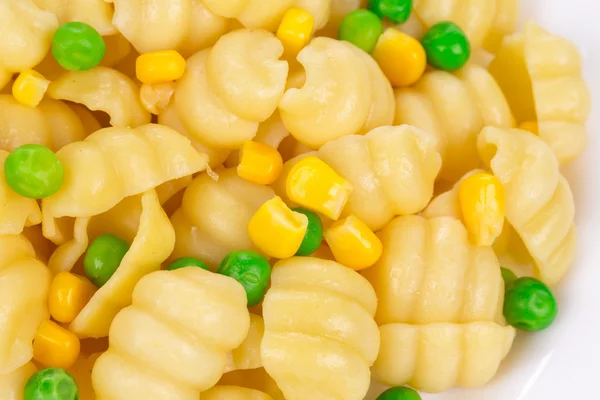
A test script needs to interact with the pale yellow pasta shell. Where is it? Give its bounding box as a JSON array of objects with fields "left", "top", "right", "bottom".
[
  {"left": 483, "top": 0, "right": 519, "bottom": 52},
  {"left": 92, "top": 267, "right": 250, "bottom": 399},
  {"left": 177, "top": 1, "right": 232, "bottom": 58},
  {"left": 318, "top": 0, "right": 364, "bottom": 37},
  {"left": 34, "top": 0, "right": 116, "bottom": 35},
  {"left": 202, "top": 386, "right": 274, "bottom": 400},
  {"left": 0, "top": 362, "right": 37, "bottom": 399},
  {"left": 226, "top": 314, "right": 265, "bottom": 373},
  {"left": 295, "top": 0, "right": 331, "bottom": 30},
  {"left": 219, "top": 368, "right": 285, "bottom": 400}
]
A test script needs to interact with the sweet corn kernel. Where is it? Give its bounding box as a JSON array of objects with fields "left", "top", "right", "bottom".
[
  {"left": 248, "top": 196, "right": 308, "bottom": 259},
  {"left": 49, "top": 272, "right": 97, "bottom": 324},
  {"left": 519, "top": 121, "right": 539, "bottom": 135},
  {"left": 136, "top": 50, "right": 186, "bottom": 85},
  {"left": 458, "top": 172, "right": 506, "bottom": 246},
  {"left": 238, "top": 141, "right": 284, "bottom": 185},
  {"left": 372, "top": 28, "right": 427, "bottom": 88},
  {"left": 12, "top": 70, "right": 50, "bottom": 107},
  {"left": 286, "top": 156, "right": 353, "bottom": 220},
  {"left": 140, "top": 82, "right": 175, "bottom": 115},
  {"left": 277, "top": 8, "right": 315, "bottom": 58},
  {"left": 33, "top": 320, "right": 80, "bottom": 369},
  {"left": 324, "top": 215, "right": 382, "bottom": 270}
]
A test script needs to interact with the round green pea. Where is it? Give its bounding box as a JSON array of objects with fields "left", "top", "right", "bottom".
[
  {"left": 218, "top": 250, "right": 271, "bottom": 307},
  {"left": 421, "top": 21, "right": 470, "bottom": 71},
  {"left": 368, "top": 0, "right": 413, "bottom": 24},
  {"left": 166, "top": 257, "right": 209, "bottom": 271},
  {"left": 503, "top": 277, "right": 558, "bottom": 332},
  {"left": 52, "top": 22, "right": 106, "bottom": 71},
  {"left": 24, "top": 368, "right": 79, "bottom": 400},
  {"left": 376, "top": 386, "right": 422, "bottom": 400},
  {"left": 293, "top": 208, "right": 323, "bottom": 256},
  {"left": 501, "top": 267, "right": 518, "bottom": 288},
  {"left": 84, "top": 233, "right": 130, "bottom": 287},
  {"left": 4, "top": 144, "right": 64, "bottom": 199},
  {"left": 338, "top": 9, "right": 384, "bottom": 53}
]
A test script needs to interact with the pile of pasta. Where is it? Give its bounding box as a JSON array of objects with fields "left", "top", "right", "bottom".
[{"left": 0, "top": 1, "right": 591, "bottom": 400}]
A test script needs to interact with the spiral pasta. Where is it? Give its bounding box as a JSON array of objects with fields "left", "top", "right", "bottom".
[
  {"left": 0, "top": 362, "right": 37, "bottom": 400},
  {"left": 33, "top": 0, "right": 116, "bottom": 35},
  {"left": 261, "top": 257, "right": 380, "bottom": 400},
  {"left": 489, "top": 21, "right": 591, "bottom": 165},
  {"left": 478, "top": 127, "right": 576, "bottom": 285},
  {"left": 0, "top": 235, "right": 51, "bottom": 374},
  {"left": 170, "top": 168, "right": 274, "bottom": 269},
  {"left": 202, "top": 386, "right": 273, "bottom": 400},
  {"left": 394, "top": 64, "right": 515, "bottom": 181},
  {"left": 92, "top": 267, "right": 250, "bottom": 400}
]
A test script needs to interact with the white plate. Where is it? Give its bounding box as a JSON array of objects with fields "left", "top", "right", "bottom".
[{"left": 367, "top": 0, "right": 600, "bottom": 398}]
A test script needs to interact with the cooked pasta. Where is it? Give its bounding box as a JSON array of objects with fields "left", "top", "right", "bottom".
[
  {"left": 219, "top": 368, "right": 285, "bottom": 400},
  {"left": 202, "top": 386, "right": 274, "bottom": 400},
  {"left": 226, "top": 314, "right": 264, "bottom": 372},
  {"left": 33, "top": 0, "right": 116, "bottom": 35},
  {"left": 0, "top": 362, "right": 37, "bottom": 400}
]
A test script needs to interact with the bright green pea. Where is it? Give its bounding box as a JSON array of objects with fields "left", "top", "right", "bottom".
[
  {"left": 368, "top": 0, "right": 413, "bottom": 24},
  {"left": 218, "top": 250, "right": 271, "bottom": 307},
  {"left": 24, "top": 368, "right": 79, "bottom": 400},
  {"left": 52, "top": 22, "right": 106, "bottom": 71},
  {"left": 338, "top": 9, "right": 384, "bottom": 53},
  {"left": 376, "top": 387, "right": 422, "bottom": 400},
  {"left": 84, "top": 233, "right": 130, "bottom": 287},
  {"left": 4, "top": 144, "right": 64, "bottom": 199},
  {"left": 421, "top": 21, "right": 470, "bottom": 71},
  {"left": 503, "top": 277, "right": 558, "bottom": 332},
  {"left": 166, "top": 257, "right": 209, "bottom": 271},
  {"left": 501, "top": 267, "right": 518, "bottom": 288},
  {"left": 293, "top": 208, "right": 323, "bottom": 256}
]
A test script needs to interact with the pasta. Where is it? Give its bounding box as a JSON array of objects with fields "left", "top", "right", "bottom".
[
  {"left": 202, "top": 386, "right": 273, "bottom": 400},
  {"left": 489, "top": 21, "right": 591, "bottom": 165},
  {"left": 0, "top": 362, "right": 37, "bottom": 400},
  {"left": 394, "top": 64, "right": 515, "bottom": 181},
  {"left": 173, "top": 29, "right": 288, "bottom": 149},
  {"left": 478, "top": 127, "right": 577, "bottom": 285},
  {"left": 261, "top": 257, "right": 380, "bottom": 400},
  {"left": 33, "top": 0, "right": 116, "bottom": 35},
  {"left": 226, "top": 314, "right": 264, "bottom": 372},
  {"left": 92, "top": 267, "right": 250, "bottom": 399},
  {"left": 219, "top": 368, "right": 285, "bottom": 400},
  {"left": 0, "top": 235, "right": 51, "bottom": 374},
  {"left": 170, "top": 168, "right": 274, "bottom": 269}
]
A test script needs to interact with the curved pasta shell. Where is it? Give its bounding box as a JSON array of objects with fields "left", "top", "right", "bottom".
[
  {"left": 48, "top": 67, "right": 151, "bottom": 129},
  {"left": 489, "top": 22, "right": 590, "bottom": 164},
  {"left": 478, "top": 127, "right": 576, "bottom": 285},
  {"left": 373, "top": 322, "right": 515, "bottom": 393},
  {"left": 34, "top": 0, "right": 116, "bottom": 35},
  {"left": 261, "top": 257, "right": 379, "bottom": 400},
  {"left": 68, "top": 353, "right": 99, "bottom": 400},
  {"left": 483, "top": 0, "right": 519, "bottom": 52},
  {"left": 219, "top": 368, "right": 285, "bottom": 400},
  {"left": 170, "top": 168, "right": 274, "bottom": 269},
  {"left": 0, "top": 235, "right": 51, "bottom": 374},
  {"left": 0, "top": 362, "right": 37, "bottom": 399},
  {"left": 226, "top": 314, "right": 264, "bottom": 372},
  {"left": 92, "top": 267, "right": 250, "bottom": 399},
  {"left": 177, "top": 1, "right": 232, "bottom": 57},
  {"left": 318, "top": 0, "right": 363, "bottom": 37},
  {"left": 295, "top": 0, "right": 331, "bottom": 30},
  {"left": 202, "top": 386, "right": 274, "bottom": 400}
]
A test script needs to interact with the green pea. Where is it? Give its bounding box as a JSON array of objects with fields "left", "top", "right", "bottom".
[
  {"left": 84, "top": 233, "right": 130, "bottom": 287},
  {"left": 338, "top": 9, "right": 384, "bottom": 53},
  {"left": 421, "top": 21, "right": 470, "bottom": 71},
  {"left": 376, "top": 386, "right": 422, "bottom": 400},
  {"left": 166, "top": 257, "right": 209, "bottom": 271},
  {"left": 52, "top": 22, "right": 106, "bottom": 71},
  {"left": 4, "top": 144, "right": 64, "bottom": 199},
  {"left": 293, "top": 208, "right": 323, "bottom": 256},
  {"left": 501, "top": 267, "right": 518, "bottom": 288},
  {"left": 368, "top": 0, "right": 413, "bottom": 24},
  {"left": 503, "top": 277, "right": 558, "bottom": 332},
  {"left": 24, "top": 368, "right": 79, "bottom": 400},
  {"left": 218, "top": 250, "right": 271, "bottom": 307}
]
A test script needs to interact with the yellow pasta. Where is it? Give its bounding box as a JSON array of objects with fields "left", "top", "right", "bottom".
[
  {"left": 92, "top": 267, "right": 250, "bottom": 399},
  {"left": 478, "top": 127, "right": 577, "bottom": 285},
  {"left": 483, "top": 0, "right": 519, "bottom": 52},
  {"left": 226, "top": 314, "right": 264, "bottom": 372},
  {"left": 219, "top": 368, "right": 285, "bottom": 400},
  {"left": 262, "top": 257, "right": 380, "bottom": 400},
  {"left": 33, "top": 0, "right": 116, "bottom": 35},
  {"left": 489, "top": 21, "right": 591, "bottom": 165},
  {"left": 0, "top": 362, "right": 37, "bottom": 400},
  {"left": 202, "top": 386, "right": 274, "bottom": 400},
  {"left": 177, "top": 1, "right": 232, "bottom": 58},
  {"left": 68, "top": 353, "right": 99, "bottom": 400}
]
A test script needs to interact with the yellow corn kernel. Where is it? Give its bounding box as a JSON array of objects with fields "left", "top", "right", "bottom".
[
  {"left": 33, "top": 320, "right": 80, "bottom": 369},
  {"left": 372, "top": 28, "right": 427, "bottom": 88},
  {"left": 519, "top": 121, "right": 539, "bottom": 135},
  {"left": 286, "top": 156, "right": 353, "bottom": 220},
  {"left": 277, "top": 8, "right": 315, "bottom": 58},
  {"left": 12, "top": 70, "right": 50, "bottom": 107},
  {"left": 238, "top": 141, "right": 284, "bottom": 185},
  {"left": 49, "top": 272, "right": 97, "bottom": 324},
  {"left": 324, "top": 215, "right": 382, "bottom": 271},
  {"left": 458, "top": 172, "right": 506, "bottom": 247},
  {"left": 248, "top": 196, "right": 308, "bottom": 259},
  {"left": 136, "top": 50, "right": 186, "bottom": 85}
]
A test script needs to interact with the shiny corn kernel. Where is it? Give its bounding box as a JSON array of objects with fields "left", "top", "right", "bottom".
[
  {"left": 140, "top": 82, "right": 175, "bottom": 115},
  {"left": 33, "top": 320, "right": 80, "bottom": 369},
  {"left": 372, "top": 28, "right": 427, "bottom": 88},
  {"left": 277, "top": 8, "right": 315, "bottom": 58},
  {"left": 248, "top": 196, "right": 308, "bottom": 259},
  {"left": 12, "top": 70, "right": 50, "bottom": 107},
  {"left": 324, "top": 215, "right": 382, "bottom": 270},
  {"left": 49, "top": 272, "right": 96, "bottom": 324},
  {"left": 238, "top": 141, "right": 284, "bottom": 185},
  {"left": 286, "top": 156, "right": 353, "bottom": 220},
  {"left": 458, "top": 172, "right": 505, "bottom": 246},
  {"left": 136, "top": 50, "right": 186, "bottom": 85},
  {"left": 519, "top": 121, "right": 539, "bottom": 135}
]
